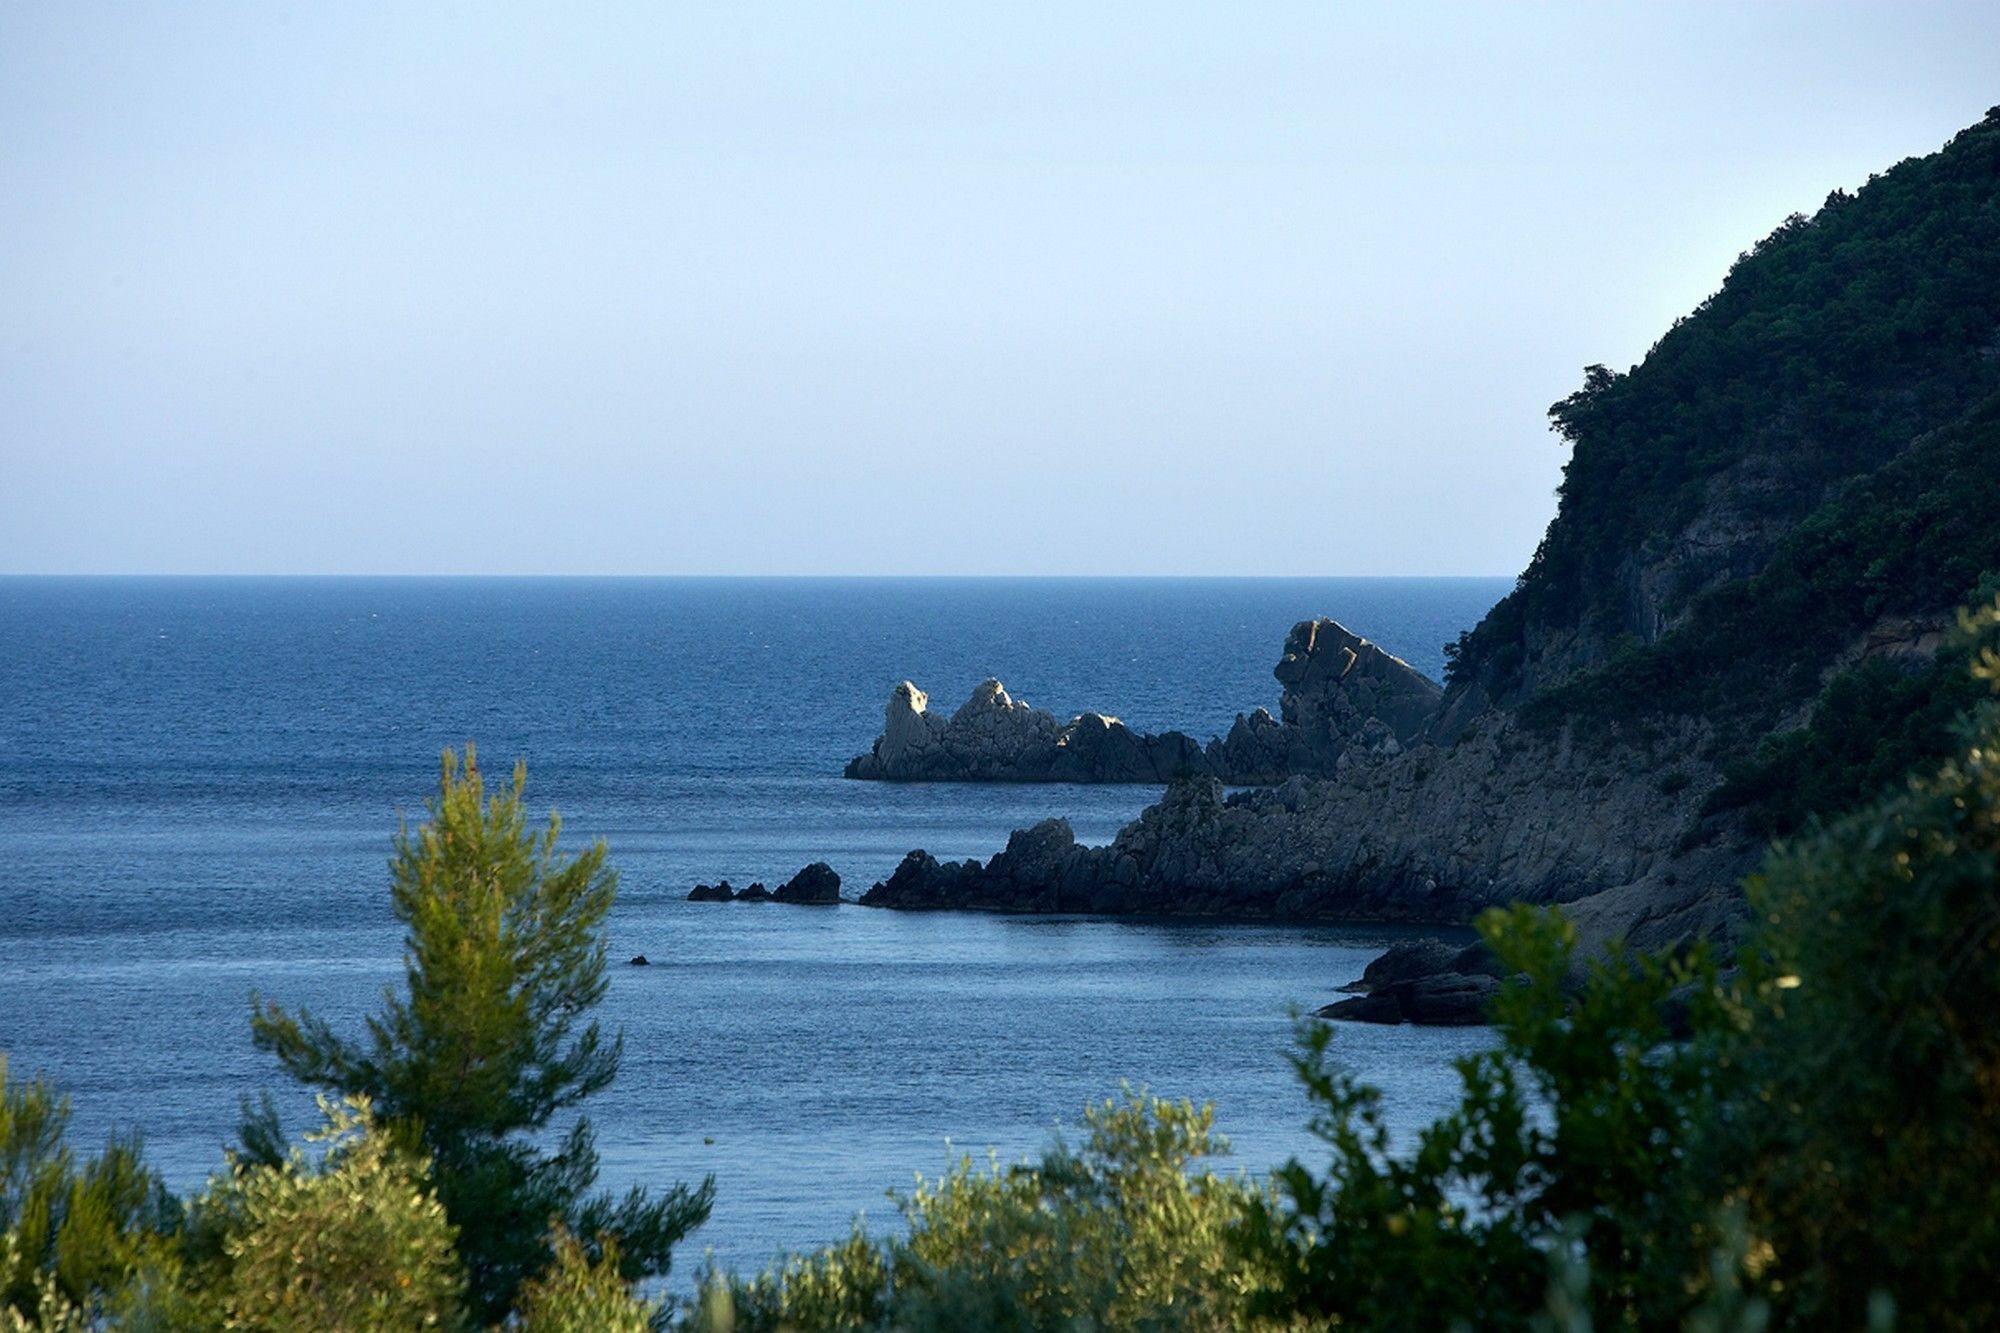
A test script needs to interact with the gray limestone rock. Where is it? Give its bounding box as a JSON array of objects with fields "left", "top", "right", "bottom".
[
  {"left": 845, "top": 678, "right": 1209, "bottom": 783},
  {"left": 848, "top": 617, "right": 1447, "bottom": 787},
  {"left": 1209, "top": 618, "right": 1443, "bottom": 780}
]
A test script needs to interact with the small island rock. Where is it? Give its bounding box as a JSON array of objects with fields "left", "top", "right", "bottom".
[{"left": 774, "top": 861, "right": 842, "bottom": 905}]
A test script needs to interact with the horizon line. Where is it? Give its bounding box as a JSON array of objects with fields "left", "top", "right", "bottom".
[{"left": 0, "top": 570, "right": 1520, "bottom": 581}]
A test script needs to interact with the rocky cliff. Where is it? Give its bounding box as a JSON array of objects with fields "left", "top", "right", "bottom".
[{"left": 858, "top": 110, "right": 2000, "bottom": 955}]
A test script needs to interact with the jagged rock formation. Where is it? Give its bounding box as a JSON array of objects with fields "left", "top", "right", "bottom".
[
  {"left": 1205, "top": 619, "right": 1444, "bottom": 781},
  {"left": 689, "top": 866, "right": 844, "bottom": 905},
  {"left": 843, "top": 679, "right": 1206, "bottom": 783},
  {"left": 857, "top": 111, "right": 2000, "bottom": 958},
  {"left": 844, "top": 621, "right": 1442, "bottom": 785}
]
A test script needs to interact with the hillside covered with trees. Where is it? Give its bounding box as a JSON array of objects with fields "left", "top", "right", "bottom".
[{"left": 1449, "top": 108, "right": 2000, "bottom": 834}]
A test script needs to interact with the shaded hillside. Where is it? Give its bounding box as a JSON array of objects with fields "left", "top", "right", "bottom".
[{"left": 1449, "top": 108, "right": 2000, "bottom": 732}]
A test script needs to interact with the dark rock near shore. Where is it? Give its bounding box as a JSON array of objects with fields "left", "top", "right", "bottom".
[
  {"left": 1317, "top": 936, "right": 1510, "bottom": 1026},
  {"left": 734, "top": 882, "right": 774, "bottom": 902},
  {"left": 858, "top": 817, "right": 1121, "bottom": 913},
  {"left": 775, "top": 861, "right": 842, "bottom": 905},
  {"left": 1318, "top": 970, "right": 1504, "bottom": 1026},
  {"left": 628, "top": 954, "right": 650, "bottom": 966},
  {"left": 687, "top": 882, "right": 735, "bottom": 903},
  {"left": 1338, "top": 938, "right": 1464, "bottom": 993}
]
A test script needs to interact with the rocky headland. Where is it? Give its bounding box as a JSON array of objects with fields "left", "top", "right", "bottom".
[{"left": 849, "top": 110, "right": 2000, "bottom": 970}]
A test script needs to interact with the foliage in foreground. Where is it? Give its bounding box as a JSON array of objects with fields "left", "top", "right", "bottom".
[
  {"left": 0, "top": 1058, "right": 176, "bottom": 1328},
  {"left": 693, "top": 1091, "right": 1286, "bottom": 1333},
  {"left": 246, "top": 746, "right": 713, "bottom": 1321},
  {"left": 177, "top": 1095, "right": 464, "bottom": 1330}
]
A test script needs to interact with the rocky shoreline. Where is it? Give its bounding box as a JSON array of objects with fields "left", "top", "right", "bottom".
[{"left": 837, "top": 608, "right": 1754, "bottom": 958}]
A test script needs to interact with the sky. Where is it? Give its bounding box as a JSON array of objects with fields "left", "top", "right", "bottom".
[{"left": 3, "top": 3, "right": 1997, "bottom": 576}]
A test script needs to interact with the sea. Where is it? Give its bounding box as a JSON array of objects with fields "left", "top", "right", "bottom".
[{"left": 0, "top": 575, "right": 1510, "bottom": 1282}]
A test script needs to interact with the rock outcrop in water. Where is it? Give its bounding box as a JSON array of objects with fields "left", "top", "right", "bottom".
[
  {"left": 843, "top": 679, "right": 1207, "bottom": 783},
  {"left": 1314, "top": 938, "right": 1507, "bottom": 1026},
  {"left": 689, "top": 864, "right": 847, "bottom": 905},
  {"left": 774, "top": 861, "right": 842, "bottom": 904},
  {"left": 844, "top": 620, "right": 1442, "bottom": 786},
  {"left": 856, "top": 112, "right": 2000, "bottom": 959}
]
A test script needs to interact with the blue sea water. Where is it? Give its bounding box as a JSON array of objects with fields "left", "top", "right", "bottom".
[{"left": 0, "top": 576, "right": 1508, "bottom": 1279}]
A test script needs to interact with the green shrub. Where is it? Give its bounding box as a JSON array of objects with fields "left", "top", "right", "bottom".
[
  {"left": 514, "top": 1226, "right": 659, "bottom": 1333},
  {"left": 179, "top": 1095, "right": 464, "bottom": 1331},
  {"left": 1706, "top": 623, "right": 2000, "bottom": 1328},
  {"left": 696, "top": 1089, "right": 1286, "bottom": 1332},
  {"left": 0, "top": 1058, "right": 177, "bottom": 1327},
  {"left": 1242, "top": 909, "right": 1725, "bottom": 1333}
]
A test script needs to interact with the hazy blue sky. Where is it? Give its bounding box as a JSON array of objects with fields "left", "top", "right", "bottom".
[{"left": 3, "top": 3, "right": 1995, "bottom": 575}]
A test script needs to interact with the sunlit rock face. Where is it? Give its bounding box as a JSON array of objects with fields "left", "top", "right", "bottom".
[
  {"left": 869, "top": 681, "right": 950, "bottom": 773},
  {"left": 1207, "top": 619, "right": 1444, "bottom": 782},
  {"left": 843, "top": 678, "right": 1206, "bottom": 783},
  {"left": 845, "top": 618, "right": 1446, "bottom": 786}
]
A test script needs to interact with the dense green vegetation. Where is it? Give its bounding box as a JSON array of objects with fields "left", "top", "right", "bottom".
[
  {"left": 0, "top": 1061, "right": 177, "bottom": 1327},
  {"left": 695, "top": 1093, "right": 1280, "bottom": 1332},
  {"left": 1448, "top": 108, "right": 2000, "bottom": 754},
  {"left": 1514, "top": 393, "right": 2000, "bottom": 752},
  {"left": 1703, "top": 592, "right": 2000, "bottom": 835}
]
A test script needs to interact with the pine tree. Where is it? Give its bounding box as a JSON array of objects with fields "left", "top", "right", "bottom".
[{"left": 249, "top": 745, "right": 711, "bottom": 1321}]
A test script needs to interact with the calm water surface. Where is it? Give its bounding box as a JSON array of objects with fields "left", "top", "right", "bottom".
[{"left": 0, "top": 577, "right": 1505, "bottom": 1276}]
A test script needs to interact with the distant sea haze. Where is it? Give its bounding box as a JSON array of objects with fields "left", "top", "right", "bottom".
[{"left": 0, "top": 576, "right": 1506, "bottom": 1277}]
